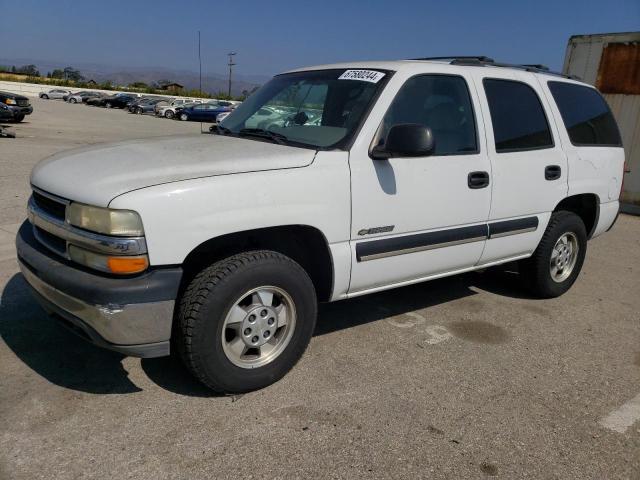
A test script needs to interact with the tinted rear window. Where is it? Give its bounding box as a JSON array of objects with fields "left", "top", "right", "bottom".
[
  {"left": 483, "top": 79, "right": 553, "bottom": 152},
  {"left": 548, "top": 81, "right": 622, "bottom": 147}
]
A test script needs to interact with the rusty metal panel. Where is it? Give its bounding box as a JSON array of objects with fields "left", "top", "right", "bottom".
[
  {"left": 605, "top": 94, "right": 640, "bottom": 205},
  {"left": 597, "top": 43, "right": 640, "bottom": 95},
  {"left": 563, "top": 32, "right": 640, "bottom": 85}
]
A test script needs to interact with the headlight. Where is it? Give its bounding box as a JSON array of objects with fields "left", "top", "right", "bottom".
[
  {"left": 66, "top": 203, "right": 144, "bottom": 236},
  {"left": 5, "top": 98, "right": 16, "bottom": 105},
  {"left": 68, "top": 245, "right": 149, "bottom": 275}
]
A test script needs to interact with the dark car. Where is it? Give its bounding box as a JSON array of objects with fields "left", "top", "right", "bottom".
[
  {"left": 128, "top": 97, "right": 170, "bottom": 114},
  {"left": 0, "top": 91, "right": 33, "bottom": 122},
  {"left": 92, "top": 94, "right": 138, "bottom": 109},
  {"left": 178, "top": 103, "right": 231, "bottom": 122}
]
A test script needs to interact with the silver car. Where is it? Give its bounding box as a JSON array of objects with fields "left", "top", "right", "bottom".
[{"left": 39, "top": 89, "right": 72, "bottom": 100}]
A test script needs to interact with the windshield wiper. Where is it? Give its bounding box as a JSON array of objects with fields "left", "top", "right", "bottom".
[{"left": 239, "top": 128, "right": 288, "bottom": 145}]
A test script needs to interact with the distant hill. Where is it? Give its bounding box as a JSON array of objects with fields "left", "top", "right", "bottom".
[{"left": 0, "top": 57, "right": 269, "bottom": 96}]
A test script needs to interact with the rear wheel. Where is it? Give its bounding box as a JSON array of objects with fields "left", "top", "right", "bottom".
[
  {"left": 520, "top": 211, "right": 587, "bottom": 298},
  {"left": 165, "top": 110, "right": 174, "bottom": 119},
  {"left": 176, "top": 250, "right": 317, "bottom": 393},
  {"left": 136, "top": 107, "right": 143, "bottom": 115},
  {"left": 41, "top": 94, "right": 49, "bottom": 99}
]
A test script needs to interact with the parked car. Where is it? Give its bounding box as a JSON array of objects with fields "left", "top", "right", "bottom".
[
  {"left": 85, "top": 94, "right": 108, "bottom": 106},
  {"left": 129, "top": 97, "right": 170, "bottom": 114},
  {"left": 92, "top": 93, "right": 138, "bottom": 109},
  {"left": 39, "top": 89, "right": 71, "bottom": 100},
  {"left": 156, "top": 99, "right": 202, "bottom": 118},
  {"left": 0, "top": 91, "right": 33, "bottom": 122},
  {"left": 178, "top": 103, "right": 232, "bottom": 122},
  {"left": 17, "top": 58, "right": 624, "bottom": 393},
  {"left": 215, "top": 110, "right": 232, "bottom": 123},
  {"left": 65, "top": 91, "right": 102, "bottom": 103}
]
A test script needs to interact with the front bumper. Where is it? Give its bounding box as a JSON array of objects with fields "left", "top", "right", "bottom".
[
  {"left": 8, "top": 105, "right": 33, "bottom": 116},
  {"left": 16, "top": 221, "right": 182, "bottom": 357}
]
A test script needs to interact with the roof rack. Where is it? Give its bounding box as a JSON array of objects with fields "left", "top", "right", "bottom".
[{"left": 411, "top": 56, "right": 580, "bottom": 80}]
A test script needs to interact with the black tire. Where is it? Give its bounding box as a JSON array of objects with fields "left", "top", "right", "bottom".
[
  {"left": 136, "top": 107, "right": 143, "bottom": 115},
  {"left": 70, "top": 98, "right": 77, "bottom": 104},
  {"left": 176, "top": 250, "right": 317, "bottom": 393},
  {"left": 165, "top": 110, "right": 174, "bottom": 119},
  {"left": 12, "top": 114, "right": 25, "bottom": 123},
  {"left": 105, "top": 102, "right": 112, "bottom": 108},
  {"left": 180, "top": 113, "right": 188, "bottom": 121},
  {"left": 520, "top": 211, "right": 587, "bottom": 298},
  {"left": 41, "top": 94, "right": 49, "bottom": 99}
]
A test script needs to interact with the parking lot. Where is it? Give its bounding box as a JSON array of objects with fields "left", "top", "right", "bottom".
[{"left": 1, "top": 98, "right": 639, "bottom": 479}]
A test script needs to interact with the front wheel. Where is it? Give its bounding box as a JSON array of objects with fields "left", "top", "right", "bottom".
[
  {"left": 179, "top": 113, "right": 188, "bottom": 121},
  {"left": 41, "top": 94, "right": 49, "bottom": 99},
  {"left": 12, "top": 114, "right": 25, "bottom": 123},
  {"left": 105, "top": 102, "right": 112, "bottom": 108},
  {"left": 70, "top": 98, "right": 77, "bottom": 104},
  {"left": 520, "top": 211, "right": 587, "bottom": 298},
  {"left": 176, "top": 251, "right": 317, "bottom": 393},
  {"left": 165, "top": 110, "right": 174, "bottom": 119}
]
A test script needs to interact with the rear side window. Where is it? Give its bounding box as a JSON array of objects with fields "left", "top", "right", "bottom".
[
  {"left": 547, "top": 81, "right": 622, "bottom": 146},
  {"left": 483, "top": 79, "right": 554, "bottom": 152}
]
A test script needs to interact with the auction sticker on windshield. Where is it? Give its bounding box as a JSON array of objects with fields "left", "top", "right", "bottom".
[{"left": 338, "top": 70, "right": 385, "bottom": 83}]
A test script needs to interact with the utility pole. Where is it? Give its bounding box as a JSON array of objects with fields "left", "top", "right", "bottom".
[
  {"left": 198, "top": 31, "right": 202, "bottom": 95},
  {"left": 227, "top": 52, "right": 236, "bottom": 98}
]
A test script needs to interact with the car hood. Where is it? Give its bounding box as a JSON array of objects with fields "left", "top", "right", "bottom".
[{"left": 31, "top": 134, "right": 317, "bottom": 207}]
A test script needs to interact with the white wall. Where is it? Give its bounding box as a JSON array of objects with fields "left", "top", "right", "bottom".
[{"left": 0, "top": 80, "right": 238, "bottom": 104}]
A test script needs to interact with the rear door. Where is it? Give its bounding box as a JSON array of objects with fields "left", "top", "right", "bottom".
[{"left": 471, "top": 70, "right": 568, "bottom": 264}]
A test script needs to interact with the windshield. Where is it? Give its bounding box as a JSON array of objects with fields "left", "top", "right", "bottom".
[{"left": 219, "top": 68, "right": 389, "bottom": 149}]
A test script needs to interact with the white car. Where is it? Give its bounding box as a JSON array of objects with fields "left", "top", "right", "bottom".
[
  {"left": 156, "top": 99, "right": 202, "bottom": 118},
  {"left": 18, "top": 58, "right": 624, "bottom": 393},
  {"left": 39, "top": 89, "right": 72, "bottom": 100}
]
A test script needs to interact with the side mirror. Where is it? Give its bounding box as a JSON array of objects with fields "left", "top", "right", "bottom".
[{"left": 371, "top": 123, "right": 435, "bottom": 160}]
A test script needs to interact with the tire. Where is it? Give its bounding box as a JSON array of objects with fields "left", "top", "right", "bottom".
[
  {"left": 165, "top": 110, "right": 174, "bottom": 119},
  {"left": 70, "top": 98, "right": 77, "bottom": 104},
  {"left": 12, "top": 114, "right": 25, "bottom": 123},
  {"left": 105, "top": 102, "right": 112, "bottom": 108},
  {"left": 180, "top": 113, "right": 188, "bottom": 121},
  {"left": 137, "top": 107, "right": 143, "bottom": 115},
  {"left": 520, "top": 211, "right": 587, "bottom": 298},
  {"left": 176, "top": 250, "right": 317, "bottom": 393},
  {"left": 41, "top": 94, "right": 49, "bottom": 99}
]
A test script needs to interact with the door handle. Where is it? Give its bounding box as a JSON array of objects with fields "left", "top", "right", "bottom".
[
  {"left": 545, "top": 165, "right": 562, "bottom": 180},
  {"left": 468, "top": 171, "right": 490, "bottom": 189}
]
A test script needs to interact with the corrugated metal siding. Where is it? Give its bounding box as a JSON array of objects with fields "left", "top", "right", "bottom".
[
  {"left": 597, "top": 43, "right": 640, "bottom": 95},
  {"left": 605, "top": 94, "right": 640, "bottom": 205}
]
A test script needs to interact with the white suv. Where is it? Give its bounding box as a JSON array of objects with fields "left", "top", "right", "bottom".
[{"left": 17, "top": 57, "right": 624, "bottom": 392}]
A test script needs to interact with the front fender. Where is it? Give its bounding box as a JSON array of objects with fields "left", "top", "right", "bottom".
[{"left": 108, "top": 151, "right": 351, "bottom": 266}]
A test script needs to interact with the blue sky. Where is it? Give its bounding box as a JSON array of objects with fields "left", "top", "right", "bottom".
[{"left": 1, "top": 0, "right": 638, "bottom": 77}]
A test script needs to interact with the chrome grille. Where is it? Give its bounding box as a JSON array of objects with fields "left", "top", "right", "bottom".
[{"left": 32, "top": 190, "right": 66, "bottom": 220}]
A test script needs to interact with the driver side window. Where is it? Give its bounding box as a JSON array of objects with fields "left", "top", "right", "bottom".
[{"left": 379, "top": 74, "right": 478, "bottom": 155}]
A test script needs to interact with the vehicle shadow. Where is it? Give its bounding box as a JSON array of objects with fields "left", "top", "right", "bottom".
[{"left": 0, "top": 265, "right": 533, "bottom": 397}]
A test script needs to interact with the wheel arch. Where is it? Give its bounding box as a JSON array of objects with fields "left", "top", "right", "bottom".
[
  {"left": 180, "top": 225, "right": 334, "bottom": 302},
  {"left": 553, "top": 193, "right": 600, "bottom": 239}
]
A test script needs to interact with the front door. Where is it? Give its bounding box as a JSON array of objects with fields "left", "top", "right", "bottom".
[{"left": 348, "top": 72, "right": 492, "bottom": 294}]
